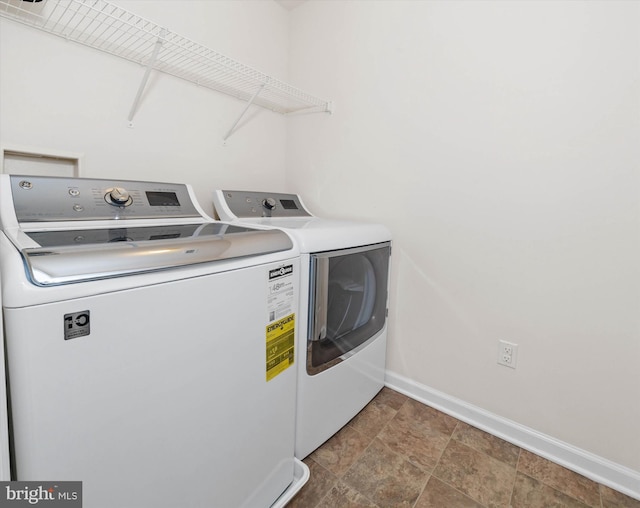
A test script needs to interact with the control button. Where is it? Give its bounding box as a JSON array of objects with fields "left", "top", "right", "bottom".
[
  {"left": 104, "top": 187, "right": 133, "bottom": 207},
  {"left": 73, "top": 204, "right": 84, "bottom": 212},
  {"left": 262, "top": 198, "right": 277, "bottom": 210},
  {"left": 69, "top": 188, "right": 80, "bottom": 197}
]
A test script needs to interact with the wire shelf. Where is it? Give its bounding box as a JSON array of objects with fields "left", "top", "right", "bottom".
[{"left": 0, "top": 0, "right": 332, "bottom": 116}]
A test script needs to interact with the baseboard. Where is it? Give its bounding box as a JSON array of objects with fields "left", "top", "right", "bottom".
[{"left": 385, "top": 370, "right": 640, "bottom": 501}]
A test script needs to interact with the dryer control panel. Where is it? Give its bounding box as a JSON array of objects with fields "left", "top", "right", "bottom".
[{"left": 216, "top": 190, "right": 311, "bottom": 219}]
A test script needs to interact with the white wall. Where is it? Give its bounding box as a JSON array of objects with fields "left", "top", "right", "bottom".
[
  {"left": 0, "top": 0, "right": 291, "bottom": 215},
  {"left": 287, "top": 0, "right": 640, "bottom": 474},
  {"left": 1, "top": 0, "right": 638, "bottom": 484}
]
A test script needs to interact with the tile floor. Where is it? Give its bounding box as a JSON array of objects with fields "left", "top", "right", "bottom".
[{"left": 287, "top": 387, "right": 640, "bottom": 508}]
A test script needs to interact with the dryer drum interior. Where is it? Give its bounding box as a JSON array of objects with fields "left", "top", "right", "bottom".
[{"left": 308, "top": 243, "right": 390, "bottom": 374}]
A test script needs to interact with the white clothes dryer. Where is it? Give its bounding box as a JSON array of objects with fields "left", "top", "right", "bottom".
[
  {"left": 213, "top": 190, "right": 392, "bottom": 459},
  {"left": 0, "top": 175, "right": 308, "bottom": 507}
]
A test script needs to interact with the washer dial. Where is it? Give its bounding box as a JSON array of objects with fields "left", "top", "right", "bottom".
[{"left": 105, "top": 187, "right": 133, "bottom": 207}]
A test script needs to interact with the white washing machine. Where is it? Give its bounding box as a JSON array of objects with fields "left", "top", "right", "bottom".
[
  {"left": 213, "top": 190, "right": 392, "bottom": 459},
  {"left": 0, "top": 175, "right": 308, "bottom": 507}
]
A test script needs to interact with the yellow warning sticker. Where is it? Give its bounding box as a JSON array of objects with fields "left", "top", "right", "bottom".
[{"left": 266, "top": 313, "right": 295, "bottom": 381}]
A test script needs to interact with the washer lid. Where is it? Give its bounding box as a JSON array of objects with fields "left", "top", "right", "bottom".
[{"left": 19, "top": 223, "right": 293, "bottom": 286}]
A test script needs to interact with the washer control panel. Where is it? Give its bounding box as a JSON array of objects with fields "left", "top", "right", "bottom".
[
  {"left": 218, "top": 190, "right": 311, "bottom": 219},
  {"left": 11, "top": 175, "right": 201, "bottom": 222}
]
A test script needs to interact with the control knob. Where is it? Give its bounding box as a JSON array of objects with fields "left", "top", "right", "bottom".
[
  {"left": 262, "top": 197, "right": 277, "bottom": 210},
  {"left": 105, "top": 187, "right": 132, "bottom": 207}
]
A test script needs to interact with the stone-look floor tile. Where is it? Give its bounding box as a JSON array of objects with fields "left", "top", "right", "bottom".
[
  {"left": 414, "top": 476, "right": 484, "bottom": 508},
  {"left": 452, "top": 421, "right": 520, "bottom": 467},
  {"left": 315, "top": 482, "right": 379, "bottom": 508},
  {"left": 373, "top": 386, "right": 408, "bottom": 411},
  {"left": 287, "top": 458, "right": 338, "bottom": 508},
  {"left": 292, "top": 389, "right": 640, "bottom": 508},
  {"left": 432, "top": 438, "right": 516, "bottom": 507},
  {"left": 310, "top": 424, "right": 373, "bottom": 477},
  {"left": 511, "top": 472, "right": 590, "bottom": 507},
  {"left": 400, "top": 399, "right": 459, "bottom": 435},
  {"left": 601, "top": 485, "right": 640, "bottom": 508},
  {"left": 348, "top": 398, "right": 398, "bottom": 438},
  {"left": 517, "top": 450, "right": 601, "bottom": 507},
  {"left": 377, "top": 401, "right": 454, "bottom": 472},
  {"left": 343, "top": 438, "right": 429, "bottom": 508}
]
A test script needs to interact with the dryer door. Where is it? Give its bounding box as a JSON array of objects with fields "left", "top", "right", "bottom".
[{"left": 308, "top": 242, "right": 390, "bottom": 375}]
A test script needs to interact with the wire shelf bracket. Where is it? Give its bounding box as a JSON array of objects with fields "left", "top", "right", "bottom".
[
  {"left": 222, "top": 82, "right": 266, "bottom": 143},
  {"left": 0, "top": 0, "right": 333, "bottom": 137},
  {"left": 128, "top": 28, "right": 167, "bottom": 127}
]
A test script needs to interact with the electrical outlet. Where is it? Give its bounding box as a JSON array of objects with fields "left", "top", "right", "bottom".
[{"left": 498, "top": 340, "right": 518, "bottom": 369}]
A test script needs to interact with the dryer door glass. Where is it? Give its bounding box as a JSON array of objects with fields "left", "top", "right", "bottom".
[{"left": 308, "top": 242, "right": 390, "bottom": 375}]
